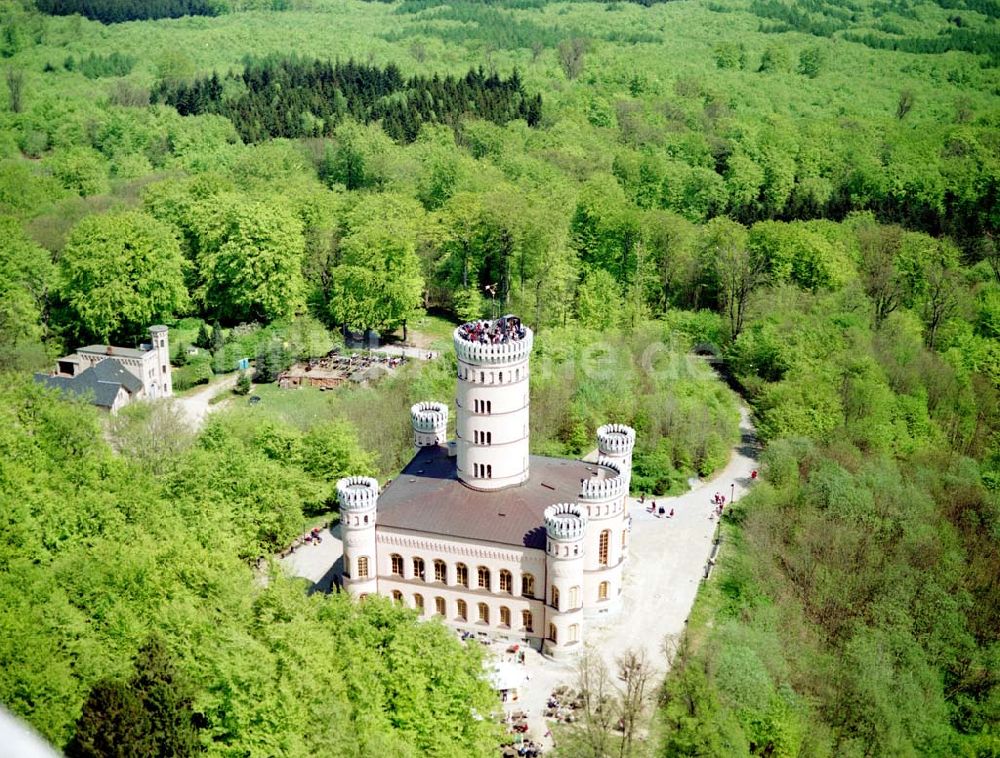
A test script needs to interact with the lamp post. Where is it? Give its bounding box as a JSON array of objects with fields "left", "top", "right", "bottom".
[{"left": 730, "top": 482, "right": 735, "bottom": 504}]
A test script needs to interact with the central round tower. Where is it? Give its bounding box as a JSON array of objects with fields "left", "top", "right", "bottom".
[{"left": 453, "top": 316, "right": 533, "bottom": 491}]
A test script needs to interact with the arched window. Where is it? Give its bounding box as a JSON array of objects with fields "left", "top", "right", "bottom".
[
  {"left": 390, "top": 554, "right": 404, "bottom": 576},
  {"left": 599, "top": 530, "right": 610, "bottom": 566},
  {"left": 474, "top": 430, "right": 479, "bottom": 444},
  {"left": 486, "top": 431, "right": 492, "bottom": 444},
  {"left": 477, "top": 566, "right": 490, "bottom": 590},
  {"left": 391, "top": 590, "right": 403, "bottom": 603},
  {"left": 516, "top": 368, "right": 520, "bottom": 380},
  {"left": 456, "top": 563, "right": 469, "bottom": 587},
  {"left": 549, "top": 623, "right": 557, "bottom": 643},
  {"left": 569, "top": 624, "right": 579, "bottom": 643},
  {"left": 551, "top": 585, "right": 560, "bottom": 611},
  {"left": 457, "top": 599, "right": 467, "bottom": 621},
  {"left": 363, "top": 515, "right": 368, "bottom": 524},
  {"left": 500, "top": 606, "right": 511, "bottom": 627},
  {"left": 487, "top": 400, "right": 492, "bottom": 413},
  {"left": 414, "top": 593, "right": 424, "bottom": 613},
  {"left": 473, "top": 463, "right": 479, "bottom": 477},
  {"left": 569, "top": 585, "right": 580, "bottom": 609},
  {"left": 621, "top": 529, "right": 627, "bottom": 548},
  {"left": 487, "top": 464, "right": 492, "bottom": 478},
  {"left": 435, "top": 596, "right": 446, "bottom": 616},
  {"left": 479, "top": 371, "right": 484, "bottom": 383},
  {"left": 522, "top": 610, "right": 533, "bottom": 632},
  {"left": 499, "top": 371, "right": 503, "bottom": 383},
  {"left": 413, "top": 557, "right": 425, "bottom": 581},
  {"left": 522, "top": 573, "right": 535, "bottom": 598},
  {"left": 478, "top": 603, "right": 489, "bottom": 624},
  {"left": 499, "top": 570, "right": 512, "bottom": 594},
  {"left": 434, "top": 559, "right": 447, "bottom": 583},
  {"left": 356, "top": 556, "right": 369, "bottom": 579},
  {"left": 599, "top": 581, "right": 609, "bottom": 601}
]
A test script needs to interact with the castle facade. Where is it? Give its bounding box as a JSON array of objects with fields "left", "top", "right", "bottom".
[{"left": 336, "top": 317, "right": 635, "bottom": 658}]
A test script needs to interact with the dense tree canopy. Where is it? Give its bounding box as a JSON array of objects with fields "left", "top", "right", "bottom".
[
  {"left": 57, "top": 211, "right": 189, "bottom": 343},
  {"left": 0, "top": 0, "right": 997, "bottom": 753}
]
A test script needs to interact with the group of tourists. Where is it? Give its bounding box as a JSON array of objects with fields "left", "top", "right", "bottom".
[{"left": 458, "top": 315, "right": 527, "bottom": 345}]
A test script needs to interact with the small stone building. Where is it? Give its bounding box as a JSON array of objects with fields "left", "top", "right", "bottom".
[{"left": 35, "top": 325, "right": 173, "bottom": 412}]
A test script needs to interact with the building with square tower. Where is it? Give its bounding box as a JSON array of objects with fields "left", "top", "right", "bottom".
[{"left": 337, "top": 316, "right": 635, "bottom": 658}]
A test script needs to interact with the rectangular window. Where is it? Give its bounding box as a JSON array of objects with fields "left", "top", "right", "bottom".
[
  {"left": 357, "top": 556, "right": 369, "bottom": 579},
  {"left": 599, "top": 530, "right": 609, "bottom": 566}
]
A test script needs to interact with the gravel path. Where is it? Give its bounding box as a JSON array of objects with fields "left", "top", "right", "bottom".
[{"left": 173, "top": 375, "right": 239, "bottom": 431}]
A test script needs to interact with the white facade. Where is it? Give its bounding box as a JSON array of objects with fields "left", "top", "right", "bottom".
[
  {"left": 336, "top": 316, "right": 635, "bottom": 657},
  {"left": 454, "top": 321, "right": 532, "bottom": 491}
]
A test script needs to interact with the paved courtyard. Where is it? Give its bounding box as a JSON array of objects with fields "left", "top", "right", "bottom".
[{"left": 278, "top": 404, "right": 759, "bottom": 751}]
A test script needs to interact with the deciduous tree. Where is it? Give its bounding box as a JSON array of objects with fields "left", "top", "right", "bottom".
[{"left": 59, "top": 211, "right": 189, "bottom": 343}]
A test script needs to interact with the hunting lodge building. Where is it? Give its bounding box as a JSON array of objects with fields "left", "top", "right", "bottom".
[{"left": 336, "top": 316, "right": 635, "bottom": 658}]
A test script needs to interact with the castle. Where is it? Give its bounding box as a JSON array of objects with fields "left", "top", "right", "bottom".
[
  {"left": 34, "top": 325, "right": 172, "bottom": 412},
  {"left": 336, "top": 316, "right": 636, "bottom": 658}
]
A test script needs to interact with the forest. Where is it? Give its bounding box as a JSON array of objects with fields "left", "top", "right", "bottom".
[
  {"left": 0, "top": 0, "right": 998, "bottom": 753},
  {"left": 154, "top": 58, "right": 543, "bottom": 142}
]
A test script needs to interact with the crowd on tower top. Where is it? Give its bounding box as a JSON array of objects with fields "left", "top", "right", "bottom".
[{"left": 458, "top": 315, "right": 527, "bottom": 345}]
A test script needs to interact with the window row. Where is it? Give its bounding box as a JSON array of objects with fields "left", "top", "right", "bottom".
[
  {"left": 473, "top": 430, "right": 492, "bottom": 445},
  {"left": 472, "top": 399, "right": 492, "bottom": 414},
  {"left": 549, "top": 623, "right": 579, "bottom": 644},
  {"left": 390, "top": 592, "right": 535, "bottom": 631},
  {"left": 545, "top": 528, "right": 618, "bottom": 564},
  {"left": 388, "top": 556, "right": 535, "bottom": 596},
  {"left": 459, "top": 367, "right": 523, "bottom": 384},
  {"left": 549, "top": 581, "right": 610, "bottom": 610},
  {"left": 472, "top": 463, "right": 493, "bottom": 478}
]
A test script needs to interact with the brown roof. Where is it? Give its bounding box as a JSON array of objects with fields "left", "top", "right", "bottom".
[{"left": 376, "top": 446, "right": 612, "bottom": 549}]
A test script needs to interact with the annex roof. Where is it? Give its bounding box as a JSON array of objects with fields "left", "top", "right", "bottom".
[
  {"left": 34, "top": 358, "right": 142, "bottom": 408},
  {"left": 376, "top": 445, "right": 615, "bottom": 549},
  {"left": 77, "top": 344, "right": 149, "bottom": 359}
]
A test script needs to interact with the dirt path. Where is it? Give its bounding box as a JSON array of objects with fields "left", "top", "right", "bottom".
[{"left": 174, "top": 375, "right": 239, "bottom": 431}]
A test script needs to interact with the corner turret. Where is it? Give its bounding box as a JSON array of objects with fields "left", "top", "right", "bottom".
[
  {"left": 410, "top": 401, "right": 449, "bottom": 450},
  {"left": 543, "top": 503, "right": 587, "bottom": 659},
  {"left": 336, "top": 476, "right": 379, "bottom": 598}
]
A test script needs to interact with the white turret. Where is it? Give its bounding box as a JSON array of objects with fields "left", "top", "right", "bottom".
[
  {"left": 410, "top": 401, "right": 449, "bottom": 450},
  {"left": 149, "top": 325, "right": 172, "bottom": 398},
  {"left": 453, "top": 316, "right": 533, "bottom": 491},
  {"left": 336, "top": 476, "right": 379, "bottom": 598},
  {"left": 596, "top": 423, "right": 635, "bottom": 487},
  {"left": 543, "top": 502, "right": 587, "bottom": 659},
  {"left": 579, "top": 455, "right": 630, "bottom": 619}
]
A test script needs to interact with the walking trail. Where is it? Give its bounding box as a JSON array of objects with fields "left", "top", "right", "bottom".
[{"left": 174, "top": 374, "right": 239, "bottom": 431}]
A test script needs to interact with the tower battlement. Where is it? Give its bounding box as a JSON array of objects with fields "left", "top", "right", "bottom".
[
  {"left": 336, "top": 476, "right": 379, "bottom": 512},
  {"left": 411, "top": 401, "right": 448, "bottom": 448},
  {"left": 453, "top": 317, "right": 533, "bottom": 366},
  {"left": 544, "top": 502, "right": 588, "bottom": 541},
  {"left": 579, "top": 459, "right": 628, "bottom": 502},
  {"left": 597, "top": 423, "right": 636, "bottom": 457}
]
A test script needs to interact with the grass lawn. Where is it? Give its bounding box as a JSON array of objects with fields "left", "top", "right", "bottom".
[{"left": 248, "top": 383, "right": 336, "bottom": 429}]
